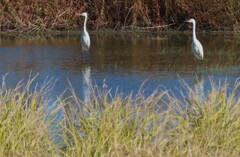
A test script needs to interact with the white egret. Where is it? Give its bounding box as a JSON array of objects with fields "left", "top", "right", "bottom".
[
  {"left": 185, "top": 19, "right": 204, "bottom": 60},
  {"left": 79, "top": 12, "right": 90, "bottom": 52}
]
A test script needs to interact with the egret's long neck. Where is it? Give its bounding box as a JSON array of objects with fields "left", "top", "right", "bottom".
[
  {"left": 83, "top": 15, "right": 87, "bottom": 33},
  {"left": 192, "top": 21, "right": 197, "bottom": 41}
]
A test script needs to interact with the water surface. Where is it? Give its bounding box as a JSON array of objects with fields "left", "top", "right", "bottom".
[{"left": 0, "top": 32, "right": 239, "bottom": 100}]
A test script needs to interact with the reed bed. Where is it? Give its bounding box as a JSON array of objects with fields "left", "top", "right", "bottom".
[
  {"left": 1, "top": 0, "right": 240, "bottom": 32},
  {"left": 0, "top": 76, "right": 240, "bottom": 156}
]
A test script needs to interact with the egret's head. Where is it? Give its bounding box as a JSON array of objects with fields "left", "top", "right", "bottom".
[
  {"left": 80, "top": 12, "right": 88, "bottom": 17},
  {"left": 185, "top": 19, "right": 195, "bottom": 23}
]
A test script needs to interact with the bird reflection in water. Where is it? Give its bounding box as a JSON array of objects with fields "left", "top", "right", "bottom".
[
  {"left": 82, "top": 66, "right": 92, "bottom": 105},
  {"left": 193, "top": 75, "right": 205, "bottom": 104}
]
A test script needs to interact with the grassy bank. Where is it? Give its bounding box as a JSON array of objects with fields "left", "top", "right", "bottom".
[
  {"left": 1, "top": 0, "right": 240, "bottom": 33},
  {"left": 0, "top": 76, "right": 240, "bottom": 156}
]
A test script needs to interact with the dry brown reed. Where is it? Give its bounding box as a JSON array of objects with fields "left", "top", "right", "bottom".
[{"left": 1, "top": 0, "right": 240, "bottom": 32}]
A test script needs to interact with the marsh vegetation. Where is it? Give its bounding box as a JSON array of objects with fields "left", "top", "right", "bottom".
[
  {"left": 1, "top": 0, "right": 240, "bottom": 32},
  {"left": 0, "top": 76, "right": 239, "bottom": 156}
]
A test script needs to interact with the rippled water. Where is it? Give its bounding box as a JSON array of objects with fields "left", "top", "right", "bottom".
[{"left": 0, "top": 32, "right": 239, "bottom": 100}]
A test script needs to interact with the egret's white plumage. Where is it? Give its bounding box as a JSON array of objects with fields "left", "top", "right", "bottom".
[
  {"left": 80, "top": 12, "right": 90, "bottom": 52},
  {"left": 185, "top": 19, "right": 204, "bottom": 60}
]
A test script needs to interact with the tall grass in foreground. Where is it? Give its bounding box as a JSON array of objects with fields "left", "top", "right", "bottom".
[
  {"left": 60, "top": 86, "right": 170, "bottom": 156},
  {"left": 166, "top": 79, "right": 240, "bottom": 156},
  {"left": 0, "top": 76, "right": 59, "bottom": 156},
  {"left": 60, "top": 78, "right": 240, "bottom": 157},
  {"left": 0, "top": 76, "right": 240, "bottom": 156}
]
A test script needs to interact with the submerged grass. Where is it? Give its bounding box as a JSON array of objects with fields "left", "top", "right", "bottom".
[{"left": 0, "top": 75, "right": 240, "bottom": 156}]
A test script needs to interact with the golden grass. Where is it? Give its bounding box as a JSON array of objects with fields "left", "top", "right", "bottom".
[
  {"left": 0, "top": 75, "right": 240, "bottom": 156},
  {"left": 0, "top": 75, "right": 59, "bottom": 156}
]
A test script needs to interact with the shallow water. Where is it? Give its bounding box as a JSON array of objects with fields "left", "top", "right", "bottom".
[{"left": 0, "top": 32, "right": 239, "bottom": 100}]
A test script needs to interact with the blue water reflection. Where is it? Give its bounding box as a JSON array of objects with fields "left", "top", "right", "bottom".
[{"left": 0, "top": 33, "right": 239, "bottom": 101}]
